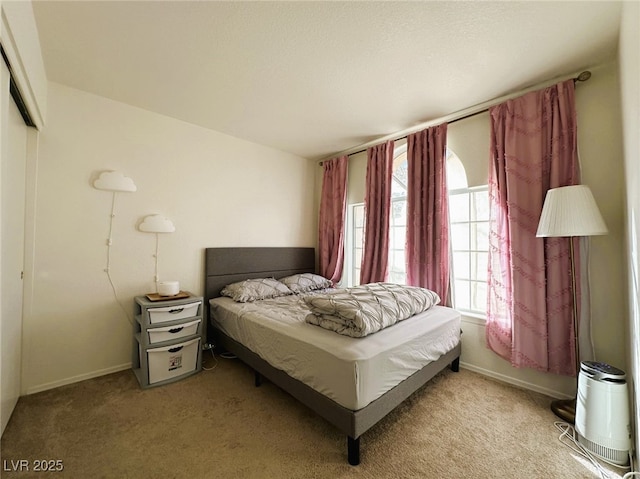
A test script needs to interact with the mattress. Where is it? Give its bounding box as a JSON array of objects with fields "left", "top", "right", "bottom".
[{"left": 209, "top": 294, "right": 461, "bottom": 410}]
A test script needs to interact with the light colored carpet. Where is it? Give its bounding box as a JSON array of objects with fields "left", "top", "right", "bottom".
[{"left": 0, "top": 354, "right": 625, "bottom": 478}]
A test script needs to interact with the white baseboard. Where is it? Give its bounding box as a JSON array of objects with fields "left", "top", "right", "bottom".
[
  {"left": 460, "top": 361, "right": 573, "bottom": 400},
  {"left": 25, "top": 363, "right": 132, "bottom": 395}
]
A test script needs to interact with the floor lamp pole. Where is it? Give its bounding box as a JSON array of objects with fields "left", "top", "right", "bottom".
[
  {"left": 536, "top": 184, "right": 608, "bottom": 425},
  {"left": 550, "top": 236, "right": 580, "bottom": 423}
]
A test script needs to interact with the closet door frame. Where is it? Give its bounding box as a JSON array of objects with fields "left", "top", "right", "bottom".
[{"left": 0, "top": 52, "right": 38, "bottom": 436}]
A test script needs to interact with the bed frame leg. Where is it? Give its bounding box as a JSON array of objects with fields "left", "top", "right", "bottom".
[
  {"left": 254, "top": 371, "right": 262, "bottom": 387},
  {"left": 451, "top": 357, "right": 460, "bottom": 372},
  {"left": 347, "top": 436, "right": 360, "bottom": 466}
]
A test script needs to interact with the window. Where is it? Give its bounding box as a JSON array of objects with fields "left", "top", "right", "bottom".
[
  {"left": 350, "top": 202, "right": 364, "bottom": 286},
  {"left": 347, "top": 149, "right": 489, "bottom": 316},
  {"left": 448, "top": 185, "right": 489, "bottom": 315},
  {"left": 348, "top": 147, "right": 408, "bottom": 287},
  {"left": 389, "top": 149, "right": 408, "bottom": 284},
  {"left": 446, "top": 152, "right": 490, "bottom": 316}
]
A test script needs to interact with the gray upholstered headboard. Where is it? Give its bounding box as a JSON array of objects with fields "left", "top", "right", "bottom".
[
  {"left": 204, "top": 247, "right": 316, "bottom": 300},
  {"left": 203, "top": 247, "right": 315, "bottom": 339}
]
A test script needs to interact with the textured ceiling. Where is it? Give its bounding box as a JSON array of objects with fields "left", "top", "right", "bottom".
[{"left": 32, "top": 1, "right": 621, "bottom": 160}]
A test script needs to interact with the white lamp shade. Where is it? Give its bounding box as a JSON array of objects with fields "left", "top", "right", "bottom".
[
  {"left": 93, "top": 171, "right": 137, "bottom": 192},
  {"left": 138, "top": 214, "right": 176, "bottom": 233},
  {"left": 536, "top": 185, "right": 608, "bottom": 238}
]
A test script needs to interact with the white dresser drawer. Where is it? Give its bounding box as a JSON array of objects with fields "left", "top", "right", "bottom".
[
  {"left": 147, "top": 318, "right": 201, "bottom": 344},
  {"left": 148, "top": 300, "right": 201, "bottom": 324},
  {"left": 146, "top": 337, "right": 200, "bottom": 384}
]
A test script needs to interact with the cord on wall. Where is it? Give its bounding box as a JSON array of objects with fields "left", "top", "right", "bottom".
[
  {"left": 137, "top": 214, "right": 176, "bottom": 291},
  {"left": 103, "top": 191, "right": 134, "bottom": 325},
  {"left": 153, "top": 233, "right": 160, "bottom": 289},
  {"left": 105, "top": 191, "right": 116, "bottom": 270},
  {"left": 93, "top": 171, "right": 137, "bottom": 325}
]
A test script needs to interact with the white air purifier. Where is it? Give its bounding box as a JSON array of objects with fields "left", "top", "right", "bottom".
[{"left": 575, "top": 361, "right": 630, "bottom": 466}]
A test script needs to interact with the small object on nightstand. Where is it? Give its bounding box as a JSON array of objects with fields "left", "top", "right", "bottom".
[
  {"left": 157, "top": 280, "right": 180, "bottom": 296},
  {"left": 145, "top": 291, "right": 190, "bottom": 302},
  {"left": 132, "top": 293, "right": 204, "bottom": 388}
]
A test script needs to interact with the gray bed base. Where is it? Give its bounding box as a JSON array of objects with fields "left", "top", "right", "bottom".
[{"left": 204, "top": 247, "right": 461, "bottom": 465}]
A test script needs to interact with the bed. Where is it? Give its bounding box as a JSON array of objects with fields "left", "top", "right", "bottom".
[{"left": 204, "top": 247, "right": 461, "bottom": 465}]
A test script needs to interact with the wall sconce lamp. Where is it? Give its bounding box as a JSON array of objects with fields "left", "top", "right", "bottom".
[
  {"left": 138, "top": 214, "right": 176, "bottom": 291},
  {"left": 92, "top": 170, "right": 137, "bottom": 274},
  {"left": 93, "top": 171, "right": 137, "bottom": 193}
]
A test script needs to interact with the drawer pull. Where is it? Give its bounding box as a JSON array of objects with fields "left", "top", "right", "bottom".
[
  {"left": 168, "top": 308, "right": 185, "bottom": 314},
  {"left": 168, "top": 346, "right": 184, "bottom": 353},
  {"left": 168, "top": 327, "right": 184, "bottom": 334}
]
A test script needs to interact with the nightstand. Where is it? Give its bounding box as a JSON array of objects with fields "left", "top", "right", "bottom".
[{"left": 132, "top": 294, "right": 204, "bottom": 388}]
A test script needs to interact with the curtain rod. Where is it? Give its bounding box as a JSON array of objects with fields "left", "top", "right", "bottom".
[{"left": 319, "top": 70, "right": 591, "bottom": 165}]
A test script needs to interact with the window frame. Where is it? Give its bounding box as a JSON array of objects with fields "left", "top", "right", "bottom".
[
  {"left": 347, "top": 202, "right": 364, "bottom": 287},
  {"left": 448, "top": 184, "right": 489, "bottom": 317}
]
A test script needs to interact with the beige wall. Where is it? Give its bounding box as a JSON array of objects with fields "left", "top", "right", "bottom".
[
  {"left": 576, "top": 62, "right": 626, "bottom": 369},
  {"left": 619, "top": 0, "right": 640, "bottom": 462},
  {"left": 22, "top": 82, "right": 317, "bottom": 393},
  {"left": 447, "top": 112, "right": 490, "bottom": 188},
  {"left": 332, "top": 60, "right": 626, "bottom": 398},
  {"left": 345, "top": 151, "right": 367, "bottom": 206}
]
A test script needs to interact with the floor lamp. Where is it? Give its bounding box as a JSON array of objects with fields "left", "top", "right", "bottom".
[{"left": 536, "top": 185, "right": 608, "bottom": 423}]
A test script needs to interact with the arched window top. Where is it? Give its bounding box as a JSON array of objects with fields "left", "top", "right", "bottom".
[
  {"left": 446, "top": 149, "right": 468, "bottom": 190},
  {"left": 391, "top": 150, "right": 408, "bottom": 198},
  {"left": 390, "top": 147, "right": 468, "bottom": 196}
]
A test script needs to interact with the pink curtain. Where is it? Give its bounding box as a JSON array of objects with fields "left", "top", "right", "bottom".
[
  {"left": 486, "top": 80, "right": 580, "bottom": 376},
  {"left": 360, "top": 141, "right": 394, "bottom": 284},
  {"left": 318, "top": 156, "right": 348, "bottom": 284},
  {"left": 405, "top": 124, "right": 450, "bottom": 304}
]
